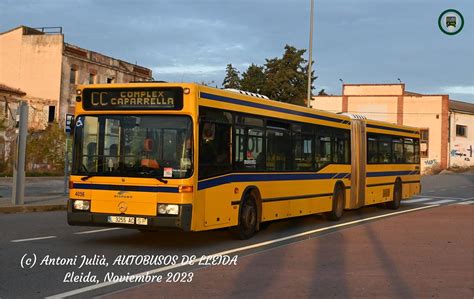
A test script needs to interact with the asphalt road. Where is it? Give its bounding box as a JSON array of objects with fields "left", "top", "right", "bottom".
[{"left": 0, "top": 173, "right": 472, "bottom": 298}]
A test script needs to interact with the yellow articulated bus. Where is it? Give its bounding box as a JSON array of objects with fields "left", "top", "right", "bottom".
[{"left": 68, "top": 82, "right": 421, "bottom": 239}]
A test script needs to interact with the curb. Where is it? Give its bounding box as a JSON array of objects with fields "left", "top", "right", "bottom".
[{"left": 0, "top": 204, "right": 67, "bottom": 214}]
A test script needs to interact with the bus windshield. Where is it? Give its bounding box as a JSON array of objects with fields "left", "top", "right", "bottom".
[{"left": 72, "top": 115, "right": 193, "bottom": 179}]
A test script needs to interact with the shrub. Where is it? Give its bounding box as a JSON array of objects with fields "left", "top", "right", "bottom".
[{"left": 26, "top": 123, "right": 66, "bottom": 173}]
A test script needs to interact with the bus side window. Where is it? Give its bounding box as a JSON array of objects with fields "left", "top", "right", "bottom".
[
  {"left": 392, "top": 138, "right": 402, "bottom": 163},
  {"left": 266, "top": 124, "right": 291, "bottom": 171},
  {"left": 404, "top": 138, "right": 415, "bottom": 164},
  {"left": 367, "top": 135, "right": 378, "bottom": 164},
  {"left": 333, "top": 129, "right": 350, "bottom": 164},
  {"left": 414, "top": 139, "right": 420, "bottom": 163},
  {"left": 266, "top": 129, "right": 279, "bottom": 171},
  {"left": 315, "top": 127, "right": 334, "bottom": 169},
  {"left": 198, "top": 107, "right": 232, "bottom": 179},
  {"left": 378, "top": 136, "right": 392, "bottom": 164},
  {"left": 293, "top": 130, "right": 313, "bottom": 171},
  {"left": 234, "top": 120, "right": 265, "bottom": 171}
]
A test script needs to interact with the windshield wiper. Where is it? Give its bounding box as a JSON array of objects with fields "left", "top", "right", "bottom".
[
  {"left": 80, "top": 175, "right": 96, "bottom": 181},
  {"left": 80, "top": 164, "right": 95, "bottom": 181},
  {"left": 137, "top": 166, "right": 168, "bottom": 184},
  {"left": 154, "top": 177, "right": 168, "bottom": 184}
]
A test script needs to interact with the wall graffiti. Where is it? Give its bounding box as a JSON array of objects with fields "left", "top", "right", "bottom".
[
  {"left": 424, "top": 159, "right": 438, "bottom": 165},
  {"left": 450, "top": 144, "right": 473, "bottom": 165}
]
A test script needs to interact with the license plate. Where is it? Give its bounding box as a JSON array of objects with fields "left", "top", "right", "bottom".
[
  {"left": 135, "top": 217, "right": 148, "bottom": 226},
  {"left": 108, "top": 216, "right": 135, "bottom": 224}
]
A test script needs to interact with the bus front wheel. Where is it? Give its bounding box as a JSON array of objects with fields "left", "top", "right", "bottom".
[
  {"left": 325, "top": 186, "right": 344, "bottom": 221},
  {"left": 233, "top": 194, "right": 258, "bottom": 240}
]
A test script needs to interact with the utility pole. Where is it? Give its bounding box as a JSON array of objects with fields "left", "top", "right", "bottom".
[
  {"left": 64, "top": 114, "right": 74, "bottom": 195},
  {"left": 64, "top": 138, "right": 69, "bottom": 195},
  {"left": 307, "top": 0, "right": 314, "bottom": 108},
  {"left": 12, "top": 101, "right": 28, "bottom": 205}
]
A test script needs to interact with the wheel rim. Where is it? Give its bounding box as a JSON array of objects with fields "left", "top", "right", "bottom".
[{"left": 242, "top": 201, "right": 256, "bottom": 231}]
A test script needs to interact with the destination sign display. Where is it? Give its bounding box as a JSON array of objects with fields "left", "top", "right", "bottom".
[{"left": 82, "top": 87, "right": 183, "bottom": 110}]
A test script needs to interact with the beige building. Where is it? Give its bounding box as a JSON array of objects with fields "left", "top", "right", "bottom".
[
  {"left": 310, "top": 83, "right": 474, "bottom": 173},
  {"left": 0, "top": 26, "right": 153, "bottom": 129}
]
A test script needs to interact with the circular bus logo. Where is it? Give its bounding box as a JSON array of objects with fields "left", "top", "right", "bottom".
[
  {"left": 438, "top": 9, "right": 464, "bottom": 35},
  {"left": 118, "top": 201, "right": 128, "bottom": 213}
]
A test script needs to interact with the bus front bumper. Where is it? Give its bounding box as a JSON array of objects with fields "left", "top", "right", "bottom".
[{"left": 67, "top": 200, "right": 192, "bottom": 231}]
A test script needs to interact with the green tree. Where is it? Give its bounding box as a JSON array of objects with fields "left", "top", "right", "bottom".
[
  {"left": 262, "top": 45, "right": 316, "bottom": 106},
  {"left": 240, "top": 64, "right": 266, "bottom": 94},
  {"left": 26, "top": 123, "right": 66, "bottom": 173},
  {"left": 222, "top": 64, "right": 241, "bottom": 89}
]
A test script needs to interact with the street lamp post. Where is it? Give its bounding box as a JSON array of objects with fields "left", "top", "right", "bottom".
[{"left": 306, "top": 0, "right": 314, "bottom": 108}]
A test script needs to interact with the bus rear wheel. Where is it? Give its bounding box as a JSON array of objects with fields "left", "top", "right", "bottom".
[
  {"left": 325, "top": 186, "right": 344, "bottom": 221},
  {"left": 233, "top": 194, "right": 258, "bottom": 240},
  {"left": 386, "top": 181, "right": 402, "bottom": 210}
]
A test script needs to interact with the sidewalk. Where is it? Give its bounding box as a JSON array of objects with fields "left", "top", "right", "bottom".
[
  {"left": 0, "top": 177, "right": 68, "bottom": 213},
  {"left": 106, "top": 205, "right": 473, "bottom": 298}
]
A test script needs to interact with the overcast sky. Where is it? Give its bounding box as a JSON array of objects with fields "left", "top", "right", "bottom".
[{"left": 1, "top": 0, "right": 473, "bottom": 102}]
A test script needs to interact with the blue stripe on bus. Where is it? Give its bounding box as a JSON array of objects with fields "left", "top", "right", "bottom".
[
  {"left": 366, "top": 170, "right": 419, "bottom": 177},
  {"left": 366, "top": 124, "right": 418, "bottom": 134},
  {"left": 73, "top": 183, "right": 179, "bottom": 193},
  {"left": 197, "top": 170, "right": 418, "bottom": 190},
  {"left": 200, "top": 92, "right": 350, "bottom": 125},
  {"left": 334, "top": 173, "right": 348, "bottom": 179},
  {"left": 198, "top": 173, "right": 347, "bottom": 190}
]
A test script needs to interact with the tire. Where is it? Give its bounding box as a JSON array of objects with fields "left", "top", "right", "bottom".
[
  {"left": 386, "top": 181, "right": 402, "bottom": 210},
  {"left": 233, "top": 194, "right": 258, "bottom": 240},
  {"left": 325, "top": 186, "right": 344, "bottom": 221}
]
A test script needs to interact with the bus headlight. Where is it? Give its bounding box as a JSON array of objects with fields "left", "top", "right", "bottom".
[
  {"left": 73, "top": 200, "right": 90, "bottom": 211},
  {"left": 158, "top": 204, "right": 179, "bottom": 215}
]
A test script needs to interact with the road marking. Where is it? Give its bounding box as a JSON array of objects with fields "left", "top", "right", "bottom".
[
  {"left": 439, "top": 189, "right": 447, "bottom": 191},
  {"left": 11, "top": 236, "right": 57, "bottom": 243},
  {"left": 456, "top": 200, "right": 474, "bottom": 205},
  {"left": 404, "top": 197, "right": 433, "bottom": 203},
  {"left": 74, "top": 228, "right": 123, "bottom": 235},
  {"left": 427, "top": 199, "right": 454, "bottom": 205},
  {"left": 413, "top": 195, "right": 467, "bottom": 200},
  {"left": 45, "top": 204, "right": 439, "bottom": 299}
]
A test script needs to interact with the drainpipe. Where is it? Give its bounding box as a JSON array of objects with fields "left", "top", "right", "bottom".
[{"left": 447, "top": 111, "right": 451, "bottom": 168}]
